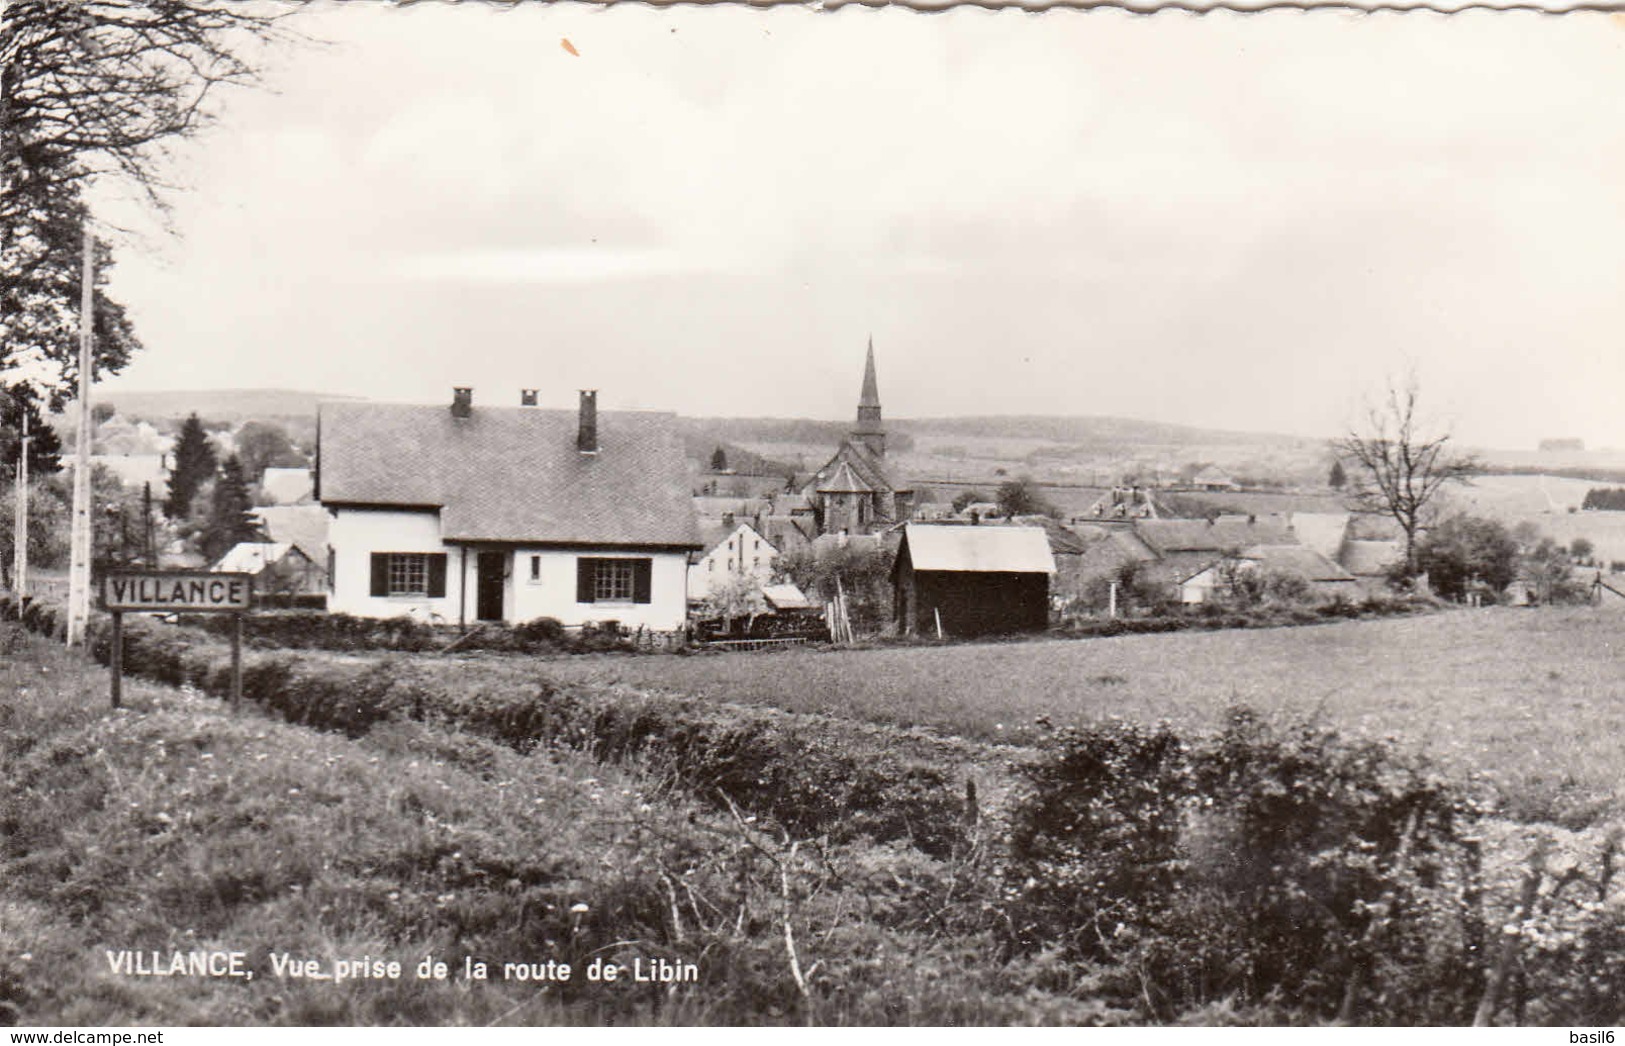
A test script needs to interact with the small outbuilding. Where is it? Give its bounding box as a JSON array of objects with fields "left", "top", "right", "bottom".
[{"left": 891, "top": 523, "right": 1055, "bottom": 637}]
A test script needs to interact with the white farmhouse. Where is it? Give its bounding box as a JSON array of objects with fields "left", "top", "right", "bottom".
[
  {"left": 317, "top": 388, "right": 700, "bottom": 631},
  {"left": 688, "top": 520, "right": 778, "bottom": 601}
]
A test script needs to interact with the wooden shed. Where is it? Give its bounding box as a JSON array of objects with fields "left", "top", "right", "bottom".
[{"left": 891, "top": 523, "right": 1055, "bottom": 637}]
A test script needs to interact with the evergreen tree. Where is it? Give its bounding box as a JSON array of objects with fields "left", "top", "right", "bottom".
[
  {"left": 0, "top": 391, "right": 62, "bottom": 481},
  {"left": 1328, "top": 460, "right": 1347, "bottom": 491},
  {"left": 201, "top": 455, "right": 258, "bottom": 563},
  {"left": 165, "top": 413, "right": 216, "bottom": 519},
  {"left": 710, "top": 446, "right": 728, "bottom": 472}
]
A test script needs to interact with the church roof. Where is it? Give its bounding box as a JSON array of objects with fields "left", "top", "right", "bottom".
[
  {"left": 817, "top": 460, "right": 873, "bottom": 493},
  {"left": 858, "top": 338, "right": 881, "bottom": 410}
]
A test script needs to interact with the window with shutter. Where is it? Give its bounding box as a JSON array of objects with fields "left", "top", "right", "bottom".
[
  {"left": 576, "top": 557, "right": 653, "bottom": 604},
  {"left": 370, "top": 553, "right": 444, "bottom": 598}
]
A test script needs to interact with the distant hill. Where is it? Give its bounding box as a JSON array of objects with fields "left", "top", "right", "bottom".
[
  {"left": 96, "top": 388, "right": 365, "bottom": 425},
  {"left": 898, "top": 415, "right": 1321, "bottom": 449}
]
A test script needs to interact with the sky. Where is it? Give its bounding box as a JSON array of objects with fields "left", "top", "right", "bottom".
[{"left": 92, "top": 2, "right": 1625, "bottom": 450}]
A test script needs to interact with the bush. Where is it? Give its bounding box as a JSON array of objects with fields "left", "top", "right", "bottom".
[
  {"left": 1004, "top": 711, "right": 1498, "bottom": 1023},
  {"left": 70, "top": 613, "right": 966, "bottom": 859}
]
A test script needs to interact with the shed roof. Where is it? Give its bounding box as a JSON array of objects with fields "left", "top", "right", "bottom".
[
  {"left": 762, "top": 582, "right": 813, "bottom": 610},
  {"left": 900, "top": 523, "right": 1056, "bottom": 574},
  {"left": 318, "top": 401, "right": 699, "bottom": 547}
]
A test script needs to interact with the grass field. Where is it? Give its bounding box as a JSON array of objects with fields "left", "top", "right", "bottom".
[
  {"left": 0, "top": 626, "right": 1080, "bottom": 1026},
  {"left": 537, "top": 606, "right": 1625, "bottom": 819}
]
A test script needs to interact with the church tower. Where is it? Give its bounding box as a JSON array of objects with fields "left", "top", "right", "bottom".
[{"left": 853, "top": 337, "right": 885, "bottom": 459}]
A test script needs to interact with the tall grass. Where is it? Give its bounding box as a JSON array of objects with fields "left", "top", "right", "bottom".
[{"left": 0, "top": 625, "right": 1105, "bottom": 1026}]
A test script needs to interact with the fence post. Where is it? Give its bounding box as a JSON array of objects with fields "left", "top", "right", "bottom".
[{"left": 110, "top": 610, "right": 123, "bottom": 709}]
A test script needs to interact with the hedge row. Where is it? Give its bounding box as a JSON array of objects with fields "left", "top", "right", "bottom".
[
  {"left": 1006, "top": 711, "right": 1625, "bottom": 1025},
  {"left": 1055, "top": 596, "right": 1430, "bottom": 639},
  {"left": 175, "top": 610, "right": 641, "bottom": 655},
  {"left": 0, "top": 599, "right": 966, "bottom": 858}
]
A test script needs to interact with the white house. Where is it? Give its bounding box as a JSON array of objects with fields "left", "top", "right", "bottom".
[
  {"left": 689, "top": 520, "right": 779, "bottom": 601},
  {"left": 317, "top": 388, "right": 700, "bottom": 632}
]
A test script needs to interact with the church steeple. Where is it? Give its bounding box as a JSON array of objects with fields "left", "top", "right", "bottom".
[{"left": 853, "top": 336, "right": 885, "bottom": 459}]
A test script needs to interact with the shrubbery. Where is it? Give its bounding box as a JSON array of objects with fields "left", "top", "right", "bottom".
[
  {"left": 0, "top": 601, "right": 967, "bottom": 860},
  {"left": 1053, "top": 595, "right": 1425, "bottom": 639},
  {"left": 1004, "top": 711, "right": 1625, "bottom": 1025},
  {"left": 170, "top": 611, "right": 642, "bottom": 655}
]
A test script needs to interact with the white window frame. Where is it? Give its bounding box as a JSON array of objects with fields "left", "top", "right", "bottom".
[
  {"left": 388, "top": 553, "right": 429, "bottom": 597},
  {"left": 593, "top": 558, "right": 636, "bottom": 602}
]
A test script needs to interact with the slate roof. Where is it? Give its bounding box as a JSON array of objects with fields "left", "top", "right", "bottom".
[
  {"left": 1139, "top": 551, "right": 1223, "bottom": 587},
  {"left": 1019, "top": 518, "right": 1091, "bottom": 556},
  {"left": 692, "top": 496, "right": 772, "bottom": 519},
  {"left": 1341, "top": 539, "right": 1402, "bottom": 576},
  {"left": 214, "top": 542, "right": 305, "bottom": 574},
  {"left": 318, "top": 402, "right": 700, "bottom": 548},
  {"left": 817, "top": 460, "right": 873, "bottom": 494},
  {"left": 253, "top": 504, "right": 328, "bottom": 562},
  {"left": 695, "top": 521, "right": 776, "bottom": 559},
  {"left": 758, "top": 514, "right": 814, "bottom": 552},
  {"left": 1287, "top": 512, "right": 1351, "bottom": 560},
  {"left": 898, "top": 523, "right": 1055, "bottom": 574},
  {"left": 805, "top": 440, "right": 909, "bottom": 497},
  {"left": 1134, "top": 518, "right": 1294, "bottom": 555},
  {"left": 260, "top": 467, "right": 314, "bottom": 505},
  {"left": 91, "top": 454, "right": 168, "bottom": 490},
  {"left": 1239, "top": 544, "right": 1357, "bottom": 582}
]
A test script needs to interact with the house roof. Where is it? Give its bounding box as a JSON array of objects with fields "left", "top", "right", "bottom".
[
  {"left": 696, "top": 520, "right": 776, "bottom": 558},
  {"left": 1021, "top": 518, "right": 1091, "bottom": 556},
  {"left": 1193, "top": 465, "right": 1233, "bottom": 483},
  {"left": 1287, "top": 512, "right": 1351, "bottom": 560},
  {"left": 1134, "top": 518, "right": 1294, "bottom": 555},
  {"left": 758, "top": 514, "right": 813, "bottom": 552},
  {"left": 899, "top": 523, "right": 1056, "bottom": 574},
  {"left": 260, "top": 467, "right": 313, "bottom": 505},
  {"left": 1239, "top": 544, "right": 1357, "bottom": 582},
  {"left": 91, "top": 454, "right": 168, "bottom": 490},
  {"left": 214, "top": 541, "right": 301, "bottom": 574},
  {"left": 318, "top": 401, "right": 700, "bottom": 548},
  {"left": 692, "top": 496, "right": 772, "bottom": 519},
  {"left": 1341, "top": 539, "right": 1401, "bottom": 576},
  {"left": 1140, "top": 551, "right": 1223, "bottom": 587},
  {"left": 254, "top": 504, "right": 328, "bottom": 562}
]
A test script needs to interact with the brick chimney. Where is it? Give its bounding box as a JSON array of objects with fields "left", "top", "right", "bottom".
[
  {"left": 520, "top": 389, "right": 538, "bottom": 406},
  {"left": 577, "top": 390, "right": 598, "bottom": 453},
  {"left": 451, "top": 387, "right": 472, "bottom": 419}
]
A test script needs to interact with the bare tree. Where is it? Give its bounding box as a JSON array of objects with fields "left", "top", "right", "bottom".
[
  {"left": 1335, "top": 378, "right": 1481, "bottom": 578},
  {"left": 2, "top": 0, "right": 290, "bottom": 403}
]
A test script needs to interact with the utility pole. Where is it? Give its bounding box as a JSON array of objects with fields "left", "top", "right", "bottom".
[
  {"left": 12, "top": 394, "right": 28, "bottom": 598},
  {"left": 65, "top": 226, "right": 94, "bottom": 645},
  {"left": 142, "top": 481, "right": 155, "bottom": 566}
]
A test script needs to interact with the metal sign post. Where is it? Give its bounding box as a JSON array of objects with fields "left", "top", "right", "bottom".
[{"left": 100, "top": 571, "right": 254, "bottom": 711}]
